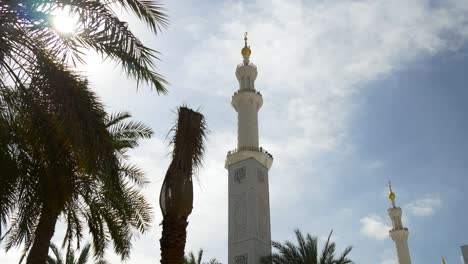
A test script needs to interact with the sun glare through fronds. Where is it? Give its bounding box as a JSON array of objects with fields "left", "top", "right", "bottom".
[{"left": 52, "top": 11, "right": 78, "bottom": 34}]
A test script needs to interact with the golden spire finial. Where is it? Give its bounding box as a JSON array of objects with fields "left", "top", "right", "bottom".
[
  {"left": 388, "top": 181, "right": 396, "bottom": 207},
  {"left": 241, "top": 32, "right": 251, "bottom": 57},
  {"left": 442, "top": 257, "right": 446, "bottom": 264}
]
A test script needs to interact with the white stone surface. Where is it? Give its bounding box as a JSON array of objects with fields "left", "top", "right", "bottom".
[
  {"left": 232, "top": 91, "right": 263, "bottom": 149},
  {"left": 228, "top": 158, "right": 271, "bottom": 264},
  {"left": 388, "top": 206, "right": 412, "bottom": 264},
  {"left": 236, "top": 60, "right": 257, "bottom": 91},
  {"left": 227, "top": 50, "right": 272, "bottom": 264},
  {"left": 461, "top": 245, "right": 468, "bottom": 264},
  {"left": 225, "top": 149, "right": 273, "bottom": 170}
]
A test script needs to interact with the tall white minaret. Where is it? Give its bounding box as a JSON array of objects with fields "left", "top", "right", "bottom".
[
  {"left": 225, "top": 33, "right": 273, "bottom": 264},
  {"left": 387, "top": 182, "right": 412, "bottom": 264}
]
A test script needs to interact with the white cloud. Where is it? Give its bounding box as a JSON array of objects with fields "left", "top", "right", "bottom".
[
  {"left": 378, "top": 247, "right": 398, "bottom": 264},
  {"left": 405, "top": 194, "right": 442, "bottom": 216},
  {"left": 360, "top": 215, "right": 391, "bottom": 240},
  {"left": 182, "top": 0, "right": 468, "bottom": 160},
  {"left": 381, "top": 258, "right": 397, "bottom": 264}
]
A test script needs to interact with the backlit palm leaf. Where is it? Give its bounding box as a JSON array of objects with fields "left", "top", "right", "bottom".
[
  {"left": 0, "top": 0, "right": 168, "bottom": 92},
  {"left": 262, "top": 229, "right": 353, "bottom": 264}
]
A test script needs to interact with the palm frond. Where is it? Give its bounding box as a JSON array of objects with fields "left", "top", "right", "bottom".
[
  {"left": 197, "top": 249, "right": 204, "bottom": 264},
  {"left": 0, "top": 0, "right": 169, "bottom": 92},
  {"left": 109, "top": 0, "right": 169, "bottom": 32},
  {"left": 119, "top": 162, "right": 149, "bottom": 187},
  {"left": 305, "top": 234, "right": 318, "bottom": 264},
  {"left": 294, "top": 229, "right": 308, "bottom": 263},
  {"left": 268, "top": 229, "right": 353, "bottom": 264},
  {"left": 76, "top": 243, "right": 91, "bottom": 264},
  {"left": 169, "top": 106, "right": 208, "bottom": 171},
  {"left": 0, "top": 3, "right": 159, "bottom": 258},
  {"left": 49, "top": 243, "right": 64, "bottom": 264},
  {"left": 334, "top": 246, "right": 353, "bottom": 264}
]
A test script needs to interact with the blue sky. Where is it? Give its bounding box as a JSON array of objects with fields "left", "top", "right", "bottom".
[{"left": 2, "top": 0, "right": 468, "bottom": 263}]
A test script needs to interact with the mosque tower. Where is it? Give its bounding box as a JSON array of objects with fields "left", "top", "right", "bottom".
[
  {"left": 225, "top": 33, "right": 273, "bottom": 264},
  {"left": 387, "top": 182, "right": 412, "bottom": 264}
]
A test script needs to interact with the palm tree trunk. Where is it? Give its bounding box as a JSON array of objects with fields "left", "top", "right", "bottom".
[
  {"left": 160, "top": 216, "right": 188, "bottom": 264},
  {"left": 159, "top": 107, "right": 206, "bottom": 264},
  {"left": 26, "top": 201, "right": 61, "bottom": 264}
]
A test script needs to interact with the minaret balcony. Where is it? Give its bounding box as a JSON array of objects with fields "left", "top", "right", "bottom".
[
  {"left": 225, "top": 146, "right": 273, "bottom": 170},
  {"left": 389, "top": 228, "right": 409, "bottom": 241},
  {"left": 232, "top": 89, "right": 263, "bottom": 112},
  {"left": 390, "top": 227, "right": 409, "bottom": 232}
]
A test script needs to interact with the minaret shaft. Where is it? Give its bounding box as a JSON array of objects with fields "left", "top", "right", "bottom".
[
  {"left": 226, "top": 34, "right": 273, "bottom": 264},
  {"left": 390, "top": 230, "right": 411, "bottom": 264},
  {"left": 237, "top": 100, "right": 259, "bottom": 148},
  {"left": 233, "top": 92, "right": 262, "bottom": 149}
]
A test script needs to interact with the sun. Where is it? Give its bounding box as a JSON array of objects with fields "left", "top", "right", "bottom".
[{"left": 52, "top": 10, "right": 78, "bottom": 34}]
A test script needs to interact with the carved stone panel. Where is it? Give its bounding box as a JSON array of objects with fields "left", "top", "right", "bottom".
[
  {"left": 256, "top": 168, "right": 265, "bottom": 183},
  {"left": 235, "top": 254, "right": 248, "bottom": 264},
  {"left": 257, "top": 196, "right": 268, "bottom": 241},
  {"left": 231, "top": 194, "right": 247, "bottom": 240},
  {"left": 234, "top": 167, "right": 247, "bottom": 183}
]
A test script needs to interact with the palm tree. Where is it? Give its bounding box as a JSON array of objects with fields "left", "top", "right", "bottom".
[
  {"left": 47, "top": 242, "right": 109, "bottom": 264},
  {"left": 159, "top": 107, "right": 208, "bottom": 264},
  {"left": 205, "top": 259, "right": 222, "bottom": 264},
  {"left": 262, "top": 229, "right": 353, "bottom": 264},
  {"left": 0, "top": 0, "right": 169, "bottom": 93},
  {"left": 184, "top": 249, "right": 222, "bottom": 264},
  {"left": 184, "top": 249, "right": 204, "bottom": 264},
  {"left": 1, "top": 1, "right": 167, "bottom": 263},
  {"left": 0, "top": 80, "right": 154, "bottom": 264}
]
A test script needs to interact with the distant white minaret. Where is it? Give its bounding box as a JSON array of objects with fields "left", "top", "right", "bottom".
[
  {"left": 387, "top": 182, "right": 412, "bottom": 264},
  {"left": 225, "top": 33, "right": 273, "bottom": 264}
]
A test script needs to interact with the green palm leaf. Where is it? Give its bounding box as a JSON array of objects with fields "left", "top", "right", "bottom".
[
  {"left": 0, "top": 79, "right": 154, "bottom": 262},
  {"left": 263, "top": 229, "right": 354, "bottom": 264},
  {"left": 0, "top": 0, "right": 169, "bottom": 92}
]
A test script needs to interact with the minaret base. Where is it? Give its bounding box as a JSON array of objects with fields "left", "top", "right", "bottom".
[{"left": 227, "top": 158, "right": 272, "bottom": 264}]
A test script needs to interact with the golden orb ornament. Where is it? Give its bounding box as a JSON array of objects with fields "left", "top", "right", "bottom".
[
  {"left": 388, "top": 181, "right": 396, "bottom": 206},
  {"left": 241, "top": 46, "right": 251, "bottom": 56},
  {"left": 241, "top": 32, "right": 251, "bottom": 56}
]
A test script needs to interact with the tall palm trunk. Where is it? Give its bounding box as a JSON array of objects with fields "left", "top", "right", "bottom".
[
  {"left": 26, "top": 200, "right": 62, "bottom": 264},
  {"left": 160, "top": 216, "right": 189, "bottom": 264},
  {"left": 26, "top": 137, "right": 69, "bottom": 264},
  {"left": 159, "top": 107, "right": 207, "bottom": 264}
]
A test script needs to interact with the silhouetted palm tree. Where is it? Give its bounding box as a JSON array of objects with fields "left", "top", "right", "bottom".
[
  {"left": 0, "top": 0, "right": 168, "bottom": 92},
  {"left": 262, "top": 229, "right": 353, "bottom": 264},
  {"left": 47, "top": 242, "right": 109, "bottom": 264},
  {"left": 184, "top": 249, "right": 222, "bottom": 264},
  {"left": 1, "top": 1, "right": 167, "bottom": 263},
  {"left": 205, "top": 259, "right": 222, "bottom": 264},
  {"left": 0, "top": 81, "right": 153, "bottom": 264},
  {"left": 184, "top": 249, "right": 204, "bottom": 264},
  {"left": 159, "top": 107, "right": 207, "bottom": 264}
]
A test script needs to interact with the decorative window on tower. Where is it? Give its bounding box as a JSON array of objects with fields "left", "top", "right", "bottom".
[
  {"left": 257, "top": 168, "right": 265, "bottom": 183},
  {"left": 234, "top": 167, "right": 246, "bottom": 183},
  {"left": 234, "top": 254, "right": 248, "bottom": 264}
]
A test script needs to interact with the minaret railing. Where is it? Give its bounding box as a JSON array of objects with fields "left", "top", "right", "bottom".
[
  {"left": 227, "top": 146, "right": 273, "bottom": 159},
  {"left": 234, "top": 89, "right": 262, "bottom": 95}
]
